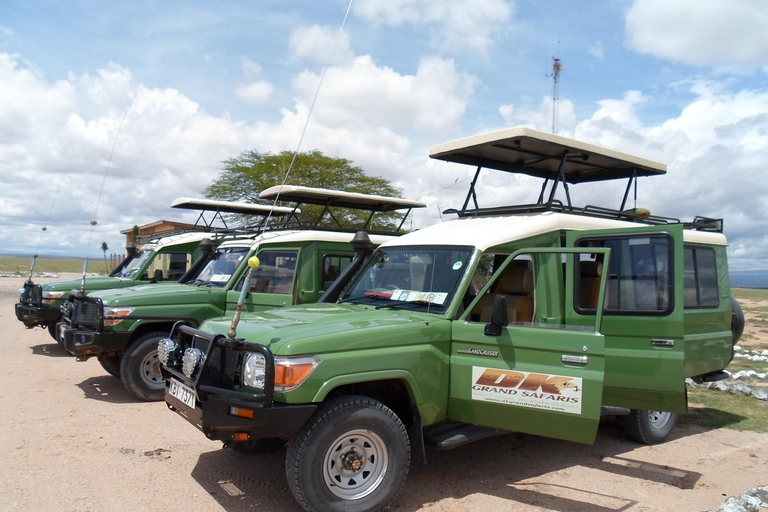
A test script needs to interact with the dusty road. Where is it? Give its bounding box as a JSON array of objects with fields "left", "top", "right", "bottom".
[{"left": 1, "top": 274, "right": 766, "bottom": 512}]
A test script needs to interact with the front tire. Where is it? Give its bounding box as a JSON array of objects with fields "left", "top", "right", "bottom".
[
  {"left": 286, "top": 395, "right": 410, "bottom": 512},
  {"left": 624, "top": 409, "right": 677, "bottom": 445},
  {"left": 98, "top": 353, "right": 122, "bottom": 377},
  {"left": 119, "top": 331, "right": 168, "bottom": 401},
  {"left": 47, "top": 324, "right": 58, "bottom": 341}
]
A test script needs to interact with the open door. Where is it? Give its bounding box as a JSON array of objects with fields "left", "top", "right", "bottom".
[
  {"left": 565, "top": 224, "right": 687, "bottom": 413},
  {"left": 450, "top": 247, "right": 609, "bottom": 445}
]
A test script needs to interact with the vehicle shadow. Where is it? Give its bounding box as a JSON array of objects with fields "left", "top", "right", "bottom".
[
  {"left": 75, "top": 375, "right": 141, "bottom": 405},
  {"left": 29, "top": 343, "right": 73, "bottom": 358},
  {"left": 188, "top": 419, "right": 706, "bottom": 512}
]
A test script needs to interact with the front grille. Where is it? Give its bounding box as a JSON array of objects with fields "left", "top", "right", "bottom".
[
  {"left": 68, "top": 296, "right": 103, "bottom": 330},
  {"left": 20, "top": 282, "right": 42, "bottom": 306}
]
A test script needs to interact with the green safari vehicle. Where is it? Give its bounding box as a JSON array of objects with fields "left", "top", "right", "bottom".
[
  {"left": 160, "top": 128, "right": 743, "bottom": 512},
  {"left": 14, "top": 196, "right": 269, "bottom": 338},
  {"left": 59, "top": 186, "right": 424, "bottom": 401}
]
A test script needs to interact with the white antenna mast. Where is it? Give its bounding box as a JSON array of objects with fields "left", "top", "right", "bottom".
[{"left": 546, "top": 39, "right": 562, "bottom": 134}]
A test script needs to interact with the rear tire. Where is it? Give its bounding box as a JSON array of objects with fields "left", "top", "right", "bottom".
[
  {"left": 120, "top": 331, "right": 168, "bottom": 401},
  {"left": 286, "top": 395, "right": 410, "bottom": 512},
  {"left": 731, "top": 298, "right": 745, "bottom": 345},
  {"left": 98, "top": 354, "right": 122, "bottom": 377},
  {"left": 623, "top": 409, "right": 677, "bottom": 445},
  {"left": 47, "top": 324, "right": 58, "bottom": 341}
]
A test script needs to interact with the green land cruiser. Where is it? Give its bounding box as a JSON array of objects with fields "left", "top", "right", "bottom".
[
  {"left": 159, "top": 128, "right": 743, "bottom": 512},
  {"left": 14, "top": 196, "right": 271, "bottom": 339},
  {"left": 58, "top": 186, "right": 424, "bottom": 401}
]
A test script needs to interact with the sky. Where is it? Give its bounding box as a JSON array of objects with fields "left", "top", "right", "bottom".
[{"left": 1, "top": 0, "right": 767, "bottom": 272}]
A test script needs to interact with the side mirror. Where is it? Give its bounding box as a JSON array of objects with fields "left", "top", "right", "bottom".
[{"left": 484, "top": 294, "right": 508, "bottom": 336}]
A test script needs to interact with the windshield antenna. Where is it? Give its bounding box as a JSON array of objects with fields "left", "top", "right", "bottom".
[{"left": 227, "top": 0, "right": 355, "bottom": 340}]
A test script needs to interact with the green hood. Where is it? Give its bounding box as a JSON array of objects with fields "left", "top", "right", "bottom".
[
  {"left": 200, "top": 303, "right": 450, "bottom": 356},
  {"left": 41, "top": 276, "right": 124, "bottom": 293},
  {"left": 92, "top": 283, "right": 218, "bottom": 307}
]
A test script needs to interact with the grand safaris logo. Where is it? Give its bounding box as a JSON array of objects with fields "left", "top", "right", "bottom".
[{"left": 471, "top": 367, "right": 583, "bottom": 414}]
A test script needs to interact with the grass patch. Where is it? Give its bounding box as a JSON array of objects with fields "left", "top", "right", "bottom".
[
  {"left": 683, "top": 387, "right": 768, "bottom": 433},
  {"left": 726, "top": 359, "right": 768, "bottom": 373},
  {"left": 733, "top": 288, "right": 768, "bottom": 301},
  {"left": 0, "top": 257, "right": 90, "bottom": 274}
]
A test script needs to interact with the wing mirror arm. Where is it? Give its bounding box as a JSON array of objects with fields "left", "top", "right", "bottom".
[{"left": 484, "top": 294, "right": 508, "bottom": 336}]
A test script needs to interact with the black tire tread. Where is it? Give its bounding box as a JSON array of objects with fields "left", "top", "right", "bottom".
[
  {"left": 98, "top": 354, "right": 121, "bottom": 377},
  {"left": 286, "top": 395, "right": 410, "bottom": 512},
  {"left": 119, "top": 331, "right": 168, "bottom": 401},
  {"left": 623, "top": 409, "right": 677, "bottom": 445}
]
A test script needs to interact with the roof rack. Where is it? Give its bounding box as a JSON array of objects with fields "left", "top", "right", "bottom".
[
  {"left": 432, "top": 127, "right": 722, "bottom": 233},
  {"left": 259, "top": 185, "right": 426, "bottom": 233}
]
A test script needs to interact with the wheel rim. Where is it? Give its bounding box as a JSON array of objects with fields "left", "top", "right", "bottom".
[
  {"left": 322, "top": 429, "right": 388, "bottom": 500},
  {"left": 648, "top": 410, "right": 672, "bottom": 430},
  {"left": 139, "top": 349, "right": 164, "bottom": 389}
]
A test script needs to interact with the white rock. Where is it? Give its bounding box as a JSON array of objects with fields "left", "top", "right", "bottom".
[
  {"left": 734, "top": 345, "right": 743, "bottom": 351},
  {"left": 751, "top": 388, "right": 768, "bottom": 400}
]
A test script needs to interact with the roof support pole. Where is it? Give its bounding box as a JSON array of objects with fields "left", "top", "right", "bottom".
[
  {"left": 194, "top": 211, "right": 210, "bottom": 228},
  {"left": 537, "top": 178, "right": 550, "bottom": 204},
  {"left": 619, "top": 169, "right": 637, "bottom": 211},
  {"left": 461, "top": 165, "right": 482, "bottom": 212},
  {"left": 362, "top": 210, "right": 375, "bottom": 230},
  {"left": 547, "top": 151, "right": 570, "bottom": 204},
  {"left": 396, "top": 208, "right": 412, "bottom": 232}
]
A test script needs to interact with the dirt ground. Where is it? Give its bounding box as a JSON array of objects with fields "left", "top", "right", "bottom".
[{"left": 1, "top": 274, "right": 766, "bottom": 512}]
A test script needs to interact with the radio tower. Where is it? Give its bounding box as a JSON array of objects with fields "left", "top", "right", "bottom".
[{"left": 548, "top": 55, "right": 562, "bottom": 134}]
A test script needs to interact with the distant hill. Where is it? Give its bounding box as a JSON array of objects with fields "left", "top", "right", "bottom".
[{"left": 730, "top": 270, "right": 768, "bottom": 289}]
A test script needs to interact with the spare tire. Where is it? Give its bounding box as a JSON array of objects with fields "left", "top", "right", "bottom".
[{"left": 731, "top": 297, "right": 745, "bottom": 345}]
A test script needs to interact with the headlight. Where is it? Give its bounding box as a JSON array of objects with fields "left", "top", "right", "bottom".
[
  {"left": 182, "top": 348, "right": 205, "bottom": 378},
  {"left": 103, "top": 306, "right": 135, "bottom": 326},
  {"left": 42, "top": 290, "right": 65, "bottom": 304},
  {"left": 242, "top": 353, "right": 266, "bottom": 389},
  {"left": 241, "top": 353, "right": 321, "bottom": 392},
  {"left": 157, "top": 338, "right": 178, "bottom": 365}
]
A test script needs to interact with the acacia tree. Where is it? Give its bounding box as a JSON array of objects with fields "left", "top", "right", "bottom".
[
  {"left": 205, "top": 150, "right": 405, "bottom": 231},
  {"left": 100, "top": 242, "right": 109, "bottom": 274}
]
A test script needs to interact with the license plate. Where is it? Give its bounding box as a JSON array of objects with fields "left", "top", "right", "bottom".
[{"left": 169, "top": 378, "right": 196, "bottom": 409}]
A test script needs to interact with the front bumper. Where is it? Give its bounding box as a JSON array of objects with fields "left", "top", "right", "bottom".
[
  {"left": 15, "top": 303, "right": 61, "bottom": 328},
  {"left": 161, "top": 323, "right": 317, "bottom": 442},
  {"left": 58, "top": 322, "right": 133, "bottom": 359}
]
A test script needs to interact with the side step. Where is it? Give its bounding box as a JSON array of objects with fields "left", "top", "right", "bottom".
[
  {"left": 600, "top": 406, "right": 631, "bottom": 416},
  {"left": 692, "top": 371, "right": 729, "bottom": 383},
  {"left": 424, "top": 422, "right": 508, "bottom": 450}
]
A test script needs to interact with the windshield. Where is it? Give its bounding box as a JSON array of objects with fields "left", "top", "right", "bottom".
[
  {"left": 341, "top": 246, "right": 473, "bottom": 314},
  {"left": 121, "top": 250, "right": 154, "bottom": 278},
  {"left": 195, "top": 247, "right": 249, "bottom": 286}
]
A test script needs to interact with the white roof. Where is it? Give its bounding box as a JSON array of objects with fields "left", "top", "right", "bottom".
[
  {"left": 144, "top": 231, "right": 219, "bottom": 251},
  {"left": 381, "top": 212, "right": 726, "bottom": 251},
  {"left": 259, "top": 185, "right": 426, "bottom": 211},
  {"left": 171, "top": 197, "right": 297, "bottom": 216},
  {"left": 430, "top": 126, "right": 666, "bottom": 183},
  {"left": 216, "top": 230, "right": 395, "bottom": 251}
]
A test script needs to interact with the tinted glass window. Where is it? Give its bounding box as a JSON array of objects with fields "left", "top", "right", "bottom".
[
  {"left": 322, "top": 255, "right": 353, "bottom": 290},
  {"left": 577, "top": 236, "right": 672, "bottom": 314},
  {"left": 237, "top": 250, "right": 298, "bottom": 294},
  {"left": 684, "top": 246, "right": 719, "bottom": 308}
]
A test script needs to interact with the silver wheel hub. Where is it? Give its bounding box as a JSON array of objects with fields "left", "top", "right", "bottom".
[
  {"left": 322, "top": 429, "right": 388, "bottom": 500},
  {"left": 140, "top": 349, "right": 163, "bottom": 389},
  {"left": 648, "top": 410, "right": 671, "bottom": 429}
]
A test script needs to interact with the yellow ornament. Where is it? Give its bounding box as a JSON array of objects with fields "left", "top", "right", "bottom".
[{"left": 248, "top": 256, "right": 261, "bottom": 268}]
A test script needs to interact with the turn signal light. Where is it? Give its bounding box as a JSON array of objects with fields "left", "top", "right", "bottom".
[
  {"left": 273, "top": 356, "right": 321, "bottom": 392},
  {"left": 230, "top": 407, "right": 255, "bottom": 419},
  {"left": 233, "top": 433, "right": 249, "bottom": 441}
]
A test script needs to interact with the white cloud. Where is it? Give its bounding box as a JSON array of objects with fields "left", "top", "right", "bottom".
[
  {"left": 353, "top": 0, "right": 514, "bottom": 53},
  {"left": 288, "top": 25, "right": 355, "bottom": 64},
  {"left": 240, "top": 57, "right": 263, "bottom": 79},
  {"left": 292, "top": 55, "right": 476, "bottom": 132},
  {"left": 499, "top": 96, "right": 577, "bottom": 134},
  {"left": 625, "top": 0, "right": 768, "bottom": 72},
  {"left": 589, "top": 41, "right": 605, "bottom": 61},
  {"left": 235, "top": 80, "right": 273, "bottom": 104}
]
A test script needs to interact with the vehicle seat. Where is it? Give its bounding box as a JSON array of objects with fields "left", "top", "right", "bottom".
[
  {"left": 579, "top": 261, "right": 602, "bottom": 309},
  {"left": 473, "top": 260, "right": 534, "bottom": 324}
]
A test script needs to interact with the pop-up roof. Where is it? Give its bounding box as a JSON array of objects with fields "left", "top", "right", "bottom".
[
  {"left": 429, "top": 126, "right": 666, "bottom": 183},
  {"left": 259, "top": 185, "right": 426, "bottom": 233},
  {"left": 171, "top": 197, "right": 297, "bottom": 216}
]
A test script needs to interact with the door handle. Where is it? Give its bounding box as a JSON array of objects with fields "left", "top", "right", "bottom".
[
  {"left": 651, "top": 339, "right": 675, "bottom": 347},
  {"left": 562, "top": 354, "right": 588, "bottom": 365}
]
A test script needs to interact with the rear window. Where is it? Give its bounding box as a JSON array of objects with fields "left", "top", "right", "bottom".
[{"left": 684, "top": 246, "right": 719, "bottom": 308}]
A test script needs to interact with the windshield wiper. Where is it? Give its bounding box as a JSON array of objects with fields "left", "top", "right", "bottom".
[
  {"left": 375, "top": 299, "right": 435, "bottom": 311},
  {"left": 340, "top": 293, "right": 390, "bottom": 304}
]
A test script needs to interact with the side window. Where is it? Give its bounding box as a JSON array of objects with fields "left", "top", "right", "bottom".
[
  {"left": 684, "top": 246, "right": 719, "bottom": 308},
  {"left": 241, "top": 250, "right": 298, "bottom": 294},
  {"left": 322, "top": 255, "right": 353, "bottom": 291},
  {"left": 576, "top": 235, "right": 672, "bottom": 315},
  {"left": 146, "top": 252, "right": 191, "bottom": 281},
  {"left": 469, "top": 256, "right": 535, "bottom": 325}
]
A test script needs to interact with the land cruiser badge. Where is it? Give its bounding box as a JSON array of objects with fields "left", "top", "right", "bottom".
[{"left": 471, "top": 366, "right": 582, "bottom": 414}]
